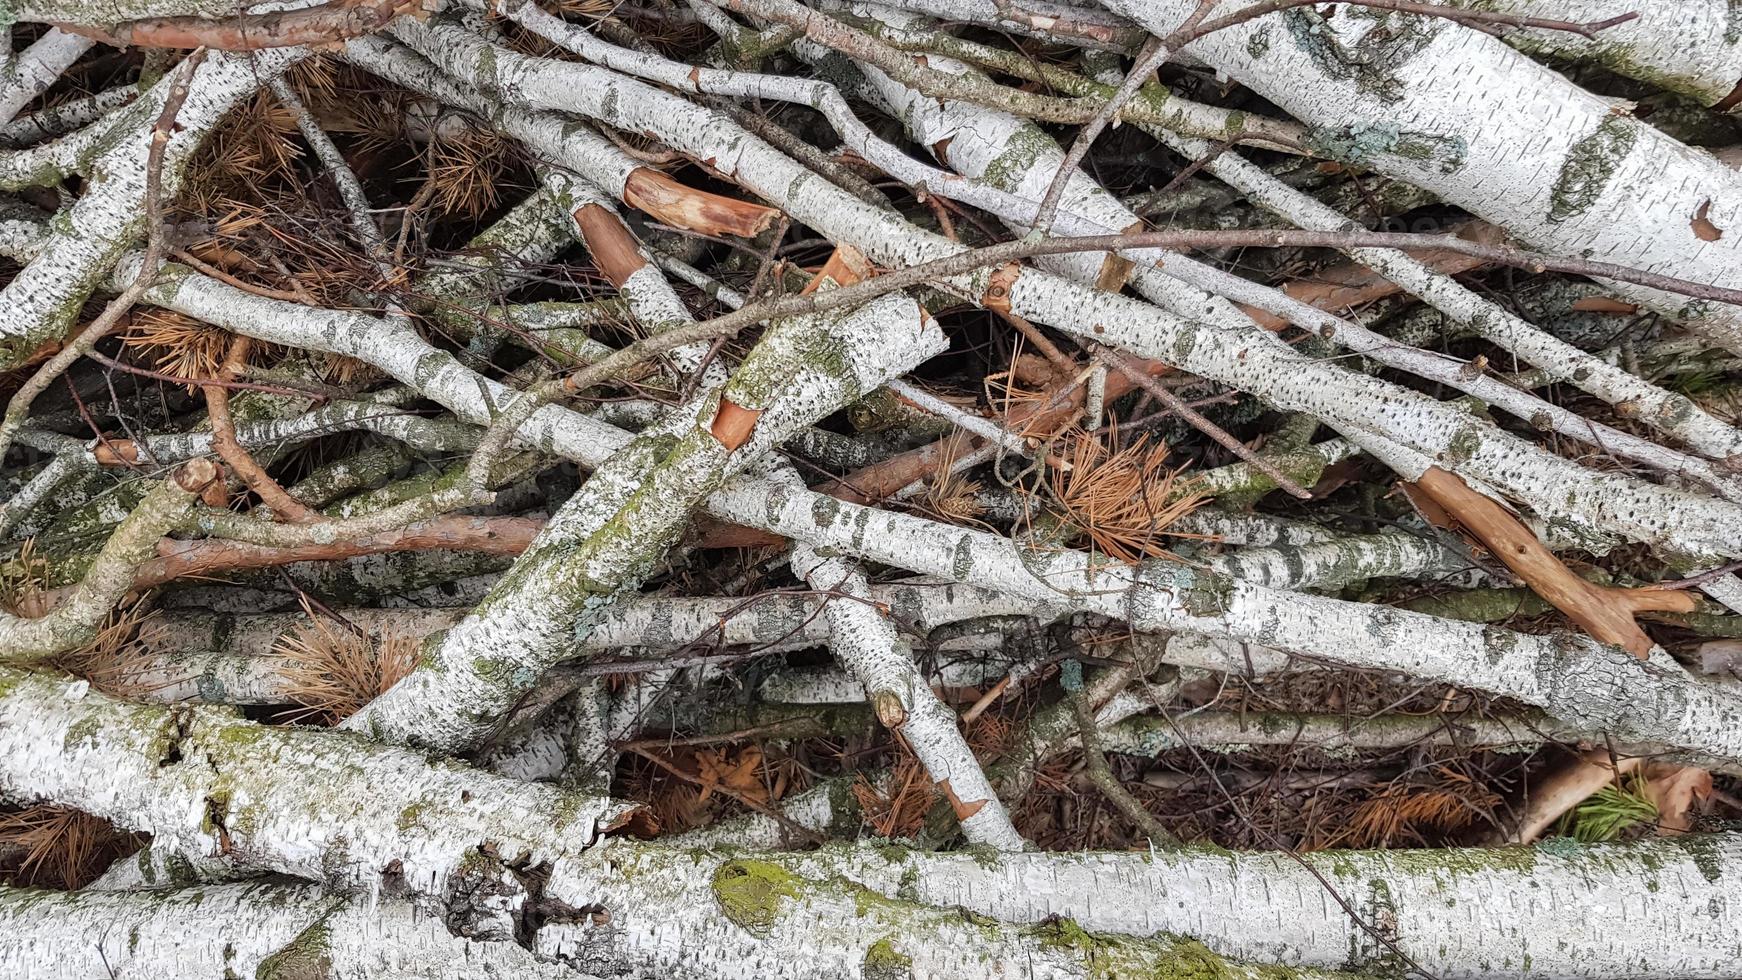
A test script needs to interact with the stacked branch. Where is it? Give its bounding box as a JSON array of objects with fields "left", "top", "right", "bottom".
[{"left": 1, "top": 0, "right": 1741, "bottom": 977}]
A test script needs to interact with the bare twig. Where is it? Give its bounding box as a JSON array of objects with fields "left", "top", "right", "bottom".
[
  {"left": 1090, "top": 343, "right": 1312, "bottom": 499},
  {"left": 1062, "top": 658, "right": 1179, "bottom": 847},
  {"left": 0, "top": 48, "right": 209, "bottom": 462}
]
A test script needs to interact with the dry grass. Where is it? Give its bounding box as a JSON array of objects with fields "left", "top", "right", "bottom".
[
  {"left": 273, "top": 604, "right": 420, "bottom": 725},
  {"left": 0, "top": 806, "right": 140, "bottom": 890},
  {"left": 1048, "top": 427, "right": 1208, "bottom": 562}
]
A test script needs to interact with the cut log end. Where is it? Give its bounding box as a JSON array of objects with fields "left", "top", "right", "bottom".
[{"left": 981, "top": 263, "right": 1022, "bottom": 313}]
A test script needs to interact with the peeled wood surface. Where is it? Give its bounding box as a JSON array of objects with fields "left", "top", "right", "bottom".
[
  {"left": 135, "top": 514, "right": 542, "bottom": 588},
  {"left": 1410, "top": 466, "right": 1696, "bottom": 657},
  {"left": 572, "top": 202, "right": 647, "bottom": 288},
  {"left": 622, "top": 166, "right": 780, "bottom": 238}
]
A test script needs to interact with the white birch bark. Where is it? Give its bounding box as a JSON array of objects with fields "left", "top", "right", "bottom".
[
  {"left": 134, "top": 582, "right": 1044, "bottom": 664},
  {"left": 340, "top": 287, "right": 944, "bottom": 752},
  {"left": 758, "top": 651, "right": 1047, "bottom": 704},
  {"left": 0, "top": 47, "right": 303, "bottom": 371},
  {"left": 825, "top": 4, "right": 1742, "bottom": 477},
  {"left": 1205, "top": 529, "right": 1489, "bottom": 591},
  {"left": 707, "top": 475, "right": 1742, "bottom": 764},
  {"left": 1097, "top": 82, "right": 1742, "bottom": 467},
  {"left": 765, "top": 834, "right": 1742, "bottom": 980},
  {"left": 0, "top": 883, "right": 583, "bottom": 980},
  {"left": 0, "top": 29, "right": 91, "bottom": 127},
  {"left": 1443, "top": 0, "right": 1742, "bottom": 108},
  {"left": 791, "top": 539, "right": 1023, "bottom": 849},
  {"left": 118, "top": 263, "right": 1742, "bottom": 763},
  {"left": 0, "top": 463, "right": 208, "bottom": 659},
  {"left": 536, "top": 839, "right": 1354, "bottom": 979},
  {"left": 0, "top": 84, "right": 136, "bottom": 148},
  {"left": 1100, "top": 708, "right": 1742, "bottom": 776},
  {"left": 0, "top": 667, "right": 634, "bottom": 936},
  {"left": 381, "top": 18, "right": 1742, "bottom": 560},
  {"left": 1101, "top": 0, "right": 1742, "bottom": 351}
]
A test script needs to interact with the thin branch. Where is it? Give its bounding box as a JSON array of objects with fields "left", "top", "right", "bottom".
[
  {"left": 0, "top": 48, "right": 208, "bottom": 462},
  {"left": 1090, "top": 342, "right": 1311, "bottom": 498},
  {"left": 1062, "top": 658, "right": 1179, "bottom": 847},
  {"left": 1030, "top": 0, "right": 1216, "bottom": 234},
  {"left": 671, "top": 226, "right": 1742, "bottom": 348},
  {"left": 58, "top": 0, "right": 418, "bottom": 51}
]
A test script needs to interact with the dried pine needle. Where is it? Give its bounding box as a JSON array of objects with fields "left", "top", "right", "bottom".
[
  {"left": 273, "top": 603, "right": 420, "bottom": 725},
  {"left": 1048, "top": 427, "right": 1209, "bottom": 562},
  {"left": 122, "top": 310, "right": 235, "bottom": 389},
  {"left": 0, "top": 805, "right": 139, "bottom": 890}
]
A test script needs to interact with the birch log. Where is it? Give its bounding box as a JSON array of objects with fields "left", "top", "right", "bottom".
[
  {"left": 791, "top": 539, "right": 1024, "bottom": 849},
  {"left": 1100, "top": 0, "right": 1742, "bottom": 350},
  {"left": 112, "top": 261, "right": 1742, "bottom": 766},
  {"left": 0, "top": 882, "right": 584, "bottom": 979},
  {"left": 382, "top": 18, "right": 1742, "bottom": 560},
  {"left": 0, "top": 47, "right": 303, "bottom": 371},
  {"left": 0, "top": 667, "right": 634, "bottom": 936},
  {"left": 341, "top": 289, "right": 945, "bottom": 752},
  {"left": 765, "top": 834, "right": 1742, "bottom": 979},
  {"left": 1442, "top": 0, "right": 1742, "bottom": 109}
]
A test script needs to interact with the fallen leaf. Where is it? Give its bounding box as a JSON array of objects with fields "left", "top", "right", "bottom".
[
  {"left": 695, "top": 746, "right": 768, "bottom": 805},
  {"left": 1642, "top": 764, "right": 1712, "bottom": 835}
]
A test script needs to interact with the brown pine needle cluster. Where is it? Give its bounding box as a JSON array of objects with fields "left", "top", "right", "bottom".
[
  {"left": 923, "top": 445, "right": 988, "bottom": 527},
  {"left": 191, "top": 92, "right": 302, "bottom": 192},
  {"left": 273, "top": 609, "right": 420, "bottom": 726},
  {"left": 0, "top": 805, "right": 140, "bottom": 890},
  {"left": 1334, "top": 768, "right": 1501, "bottom": 848},
  {"left": 1048, "top": 428, "right": 1209, "bottom": 563},
  {"left": 0, "top": 538, "right": 49, "bottom": 617},
  {"left": 50, "top": 596, "right": 160, "bottom": 699},
  {"left": 122, "top": 310, "right": 235, "bottom": 389},
  {"left": 852, "top": 753, "right": 936, "bottom": 838},
  {"left": 427, "top": 128, "right": 520, "bottom": 218}
]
